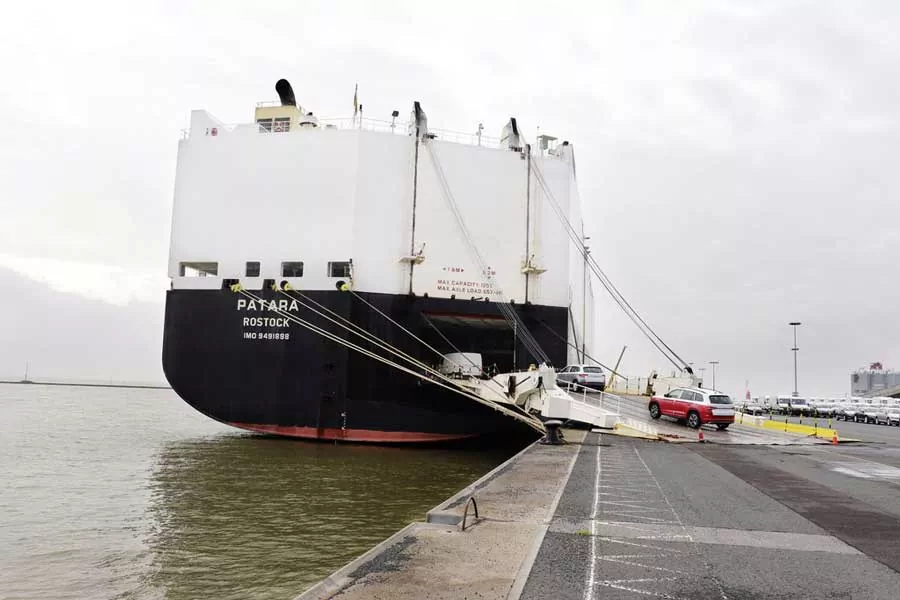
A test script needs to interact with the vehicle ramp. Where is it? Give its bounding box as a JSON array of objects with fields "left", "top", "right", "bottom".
[
  {"left": 484, "top": 366, "right": 619, "bottom": 429},
  {"left": 608, "top": 393, "right": 836, "bottom": 445},
  {"left": 540, "top": 390, "right": 619, "bottom": 429}
]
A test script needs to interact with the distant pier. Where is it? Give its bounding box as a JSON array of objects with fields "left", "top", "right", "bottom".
[{"left": 0, "top": 379, "right": 170, "bottom": 390}]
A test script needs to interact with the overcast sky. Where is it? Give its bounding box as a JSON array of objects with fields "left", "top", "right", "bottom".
[{"left": 2, "top": 0, "right": 898, "bottom": 396}]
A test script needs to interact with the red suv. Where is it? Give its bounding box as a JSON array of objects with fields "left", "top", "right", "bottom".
[{"left": 648, "top": 387, "right": 735, "bottom": 430}]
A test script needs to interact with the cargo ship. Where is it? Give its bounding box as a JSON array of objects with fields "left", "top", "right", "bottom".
[{"left": 162, "top": 80, "right": 596, "bottom": 442}]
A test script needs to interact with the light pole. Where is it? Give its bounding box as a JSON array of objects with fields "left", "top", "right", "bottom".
[
  {"left": 698, "top": 367, "right": 706, "bottom": 387},
  {"left": 789, "top": 321, "right": 802, "bottom": 397},
  {"left": 709, "top": 361, "right": 719, "bottom": 390}
]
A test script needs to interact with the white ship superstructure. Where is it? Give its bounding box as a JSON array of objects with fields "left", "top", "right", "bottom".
[{"left": 163, "top": 80, "right": 597, "bottom": 442}]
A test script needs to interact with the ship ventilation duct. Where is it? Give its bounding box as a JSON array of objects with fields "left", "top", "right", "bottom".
[
  {"left": 408, "top": 101, "right": 428, "bottom": 138},
  {"left": 501, "top": 118, "right": 522, "bottom": 152},
  {"left": 558, "top": 141, "right": 575, "bottom": 174},
  {"left": 275, "top": 79, "right": 297, "bottom": 107}
]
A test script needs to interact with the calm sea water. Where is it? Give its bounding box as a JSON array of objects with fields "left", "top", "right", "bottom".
[{"left": 0, "top": 383, "right": 515, "bottom": 599}]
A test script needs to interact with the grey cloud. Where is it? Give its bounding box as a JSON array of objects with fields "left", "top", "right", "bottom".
[{"left": 2, "top": 1, "right": 898, "bottom": 397}]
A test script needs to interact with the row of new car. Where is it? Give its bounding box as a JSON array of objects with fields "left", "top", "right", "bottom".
[
  {"left": 836, "top": 406, "right": 900, "bottom": 425},
  {"left": 739, "top": 397, "right": 900, "bottom": 425}
]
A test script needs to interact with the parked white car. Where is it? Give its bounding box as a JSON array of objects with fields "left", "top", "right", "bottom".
[
  {"left": 557, "top": 365, "right": 606, "bottom": 391},
  {"left": 888, "top": 410, "right": 900, "bottom": 426}
]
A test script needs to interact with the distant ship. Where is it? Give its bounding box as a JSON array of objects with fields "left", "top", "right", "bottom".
[
  {"left": 162, "top": 80, "right": 596, "bottom": 442},
  {"left": 20, "top": 362, "right": 33, "bottom": 384}
]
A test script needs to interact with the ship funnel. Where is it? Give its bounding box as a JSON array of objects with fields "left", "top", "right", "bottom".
[
  {"left": 275, "top": 79, "right": 297, "bottom": 107},
  {"left": 408, "top": 101, "right": 428, "bottom": 139},
  {"left": 501, "top": 118, "right": 522, "bottom": 152}
]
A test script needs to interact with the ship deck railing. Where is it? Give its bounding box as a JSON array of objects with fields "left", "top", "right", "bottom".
[{"left": 181, "top": 116, "right": 506, "bottom": 149}]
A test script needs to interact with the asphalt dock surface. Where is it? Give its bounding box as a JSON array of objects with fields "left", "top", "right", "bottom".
[
  {"left": 521, "top": 433, "right": 900, "bottom": 600},
  {"left": 298, "top": 393, "right": 900, "bottom": 600}
]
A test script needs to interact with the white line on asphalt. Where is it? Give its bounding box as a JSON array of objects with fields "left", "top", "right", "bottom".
[
  {"left": 633, "top": 446, "right": 730, "bottom": 600},
  {"left": 809, "top": 446, "right": 900, "bottom": 466},
  {"left": 601, "top": 577, "right": 680, "bottom": 584},
  {"left": 584, "top": 438, "right": 602, "bottom": 600},
  {"left": 595, "top": 580, "right": 689, "bottom": 599},
  {"left": 592, "top": 522, "right": 861, "bottom": 554},
  {"left": 507, "top": 438, "right": 581, "bottom": 600},
  {"left": 596, "top": 537, "right": 686, "bottom": 553},
  {"left": 632, "top": 447, "right": 687, "bottom": 532},
  {"left": 783, "top": 447, "right": 900, "bottom": 487},
  {"left": 596, "top": 556, "right": 688, "bottom": 574}
]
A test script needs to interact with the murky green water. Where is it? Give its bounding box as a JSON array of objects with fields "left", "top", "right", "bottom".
[{"left": 0, "top": 383, "right": 516, "bottom": 599}]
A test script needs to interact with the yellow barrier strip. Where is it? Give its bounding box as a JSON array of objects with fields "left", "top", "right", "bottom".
[
  {"left": 760, "top": 419, "right": 837, "bottom": 439},
  {"left": 737, "top": 414, "right": 837, "bottom": 439}
]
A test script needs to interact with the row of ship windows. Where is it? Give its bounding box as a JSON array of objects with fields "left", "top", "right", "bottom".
[
  {"left": 257, "top": 117, "right": 290, "bottom": 132},
  {"left": 179, "top": 261, "right": 351, "bottom": 278}
]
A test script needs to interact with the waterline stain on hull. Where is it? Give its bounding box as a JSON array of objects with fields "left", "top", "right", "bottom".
[{"left": 227, "top": 422, "right": 480, "bottom": 443}]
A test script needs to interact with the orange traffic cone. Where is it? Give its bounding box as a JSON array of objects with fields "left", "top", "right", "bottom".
[
  {"left": 831, "top": 433, "right": 839, "bottom": 445},
  {"left": 698, "top": 429, "right": 705, "bottom": 443}
]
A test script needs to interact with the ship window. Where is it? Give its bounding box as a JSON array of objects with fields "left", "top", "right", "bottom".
[
  {"left": 328, "top": 261, "right": 351, "bottom": 277},
  {"left": 245, "top": 261, "right": 260, "bottom": 277},
  {"left": 282, "top": 261, "right": 304, "bottom": 277},
  {"left": 273, "top": 117, "right": 290, "bottom": 132},
  {"left": 179, "top": 262, "right": 218, "bottom": 277},
  {"left": 257, "top": 118, "right": 273, "bottom": 132}
]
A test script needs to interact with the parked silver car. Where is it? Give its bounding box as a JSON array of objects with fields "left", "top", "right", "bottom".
[
  {"left": 835, "top": 404, "right": 859, "bottom": 421},
  {"left": 557, "top": 365, "right": 606, "bottom": 391},
  {"left": 889, "top": 410, "right": 900, "bottom": 426},
  {"left": 739, "top": 402, "right": 767, "bottom": 416}
]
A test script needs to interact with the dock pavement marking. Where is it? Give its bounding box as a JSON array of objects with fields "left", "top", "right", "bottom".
[
  {"left": 634, "top": 445, "right": 729, "bottom": 599},
  {"left": 583, "top": 436, "right": 602, "bottom": 600},
  {"left": 550, "top": 520, "right": 861, "bottom": 554},
  {"left": 776, "top": 445, "right": 900, "bottom": 486},
  {"left": 507, "top": 436, "right": 582, "bottom": 600}
]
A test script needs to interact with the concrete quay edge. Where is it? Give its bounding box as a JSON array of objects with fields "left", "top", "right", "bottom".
[
  {"left": 425, "top": 438, "right": 542, "bottom": 526},
  {"left": 505, "top": 436, "right": 581, "bottom": 600},
  {"left": 293, "top": 521, "right": 447, "bottom": 600},
  {"left": 294, "top": 431, "right": 585, "bottom": 600}
]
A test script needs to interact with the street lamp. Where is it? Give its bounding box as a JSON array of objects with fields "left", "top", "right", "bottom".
[
  {"left": 709, "top": 361, "right": 719, "bottom": 390},
  {"left": 789, "top": 322, "right": 802, "bottom": 397}
]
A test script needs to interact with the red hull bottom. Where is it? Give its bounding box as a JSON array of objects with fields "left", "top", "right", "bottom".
[{"left": 227, "top": 421, "right": 480, "bottom": 443}]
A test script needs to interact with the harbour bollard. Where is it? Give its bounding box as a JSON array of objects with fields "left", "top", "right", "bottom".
[{"left": 542, "top": 420, "right": 565, "bottom": 445}]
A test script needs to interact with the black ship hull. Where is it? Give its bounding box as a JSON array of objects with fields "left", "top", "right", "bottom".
[{"left": 162, "top": 289, "right": 568, "bottom": 443}]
